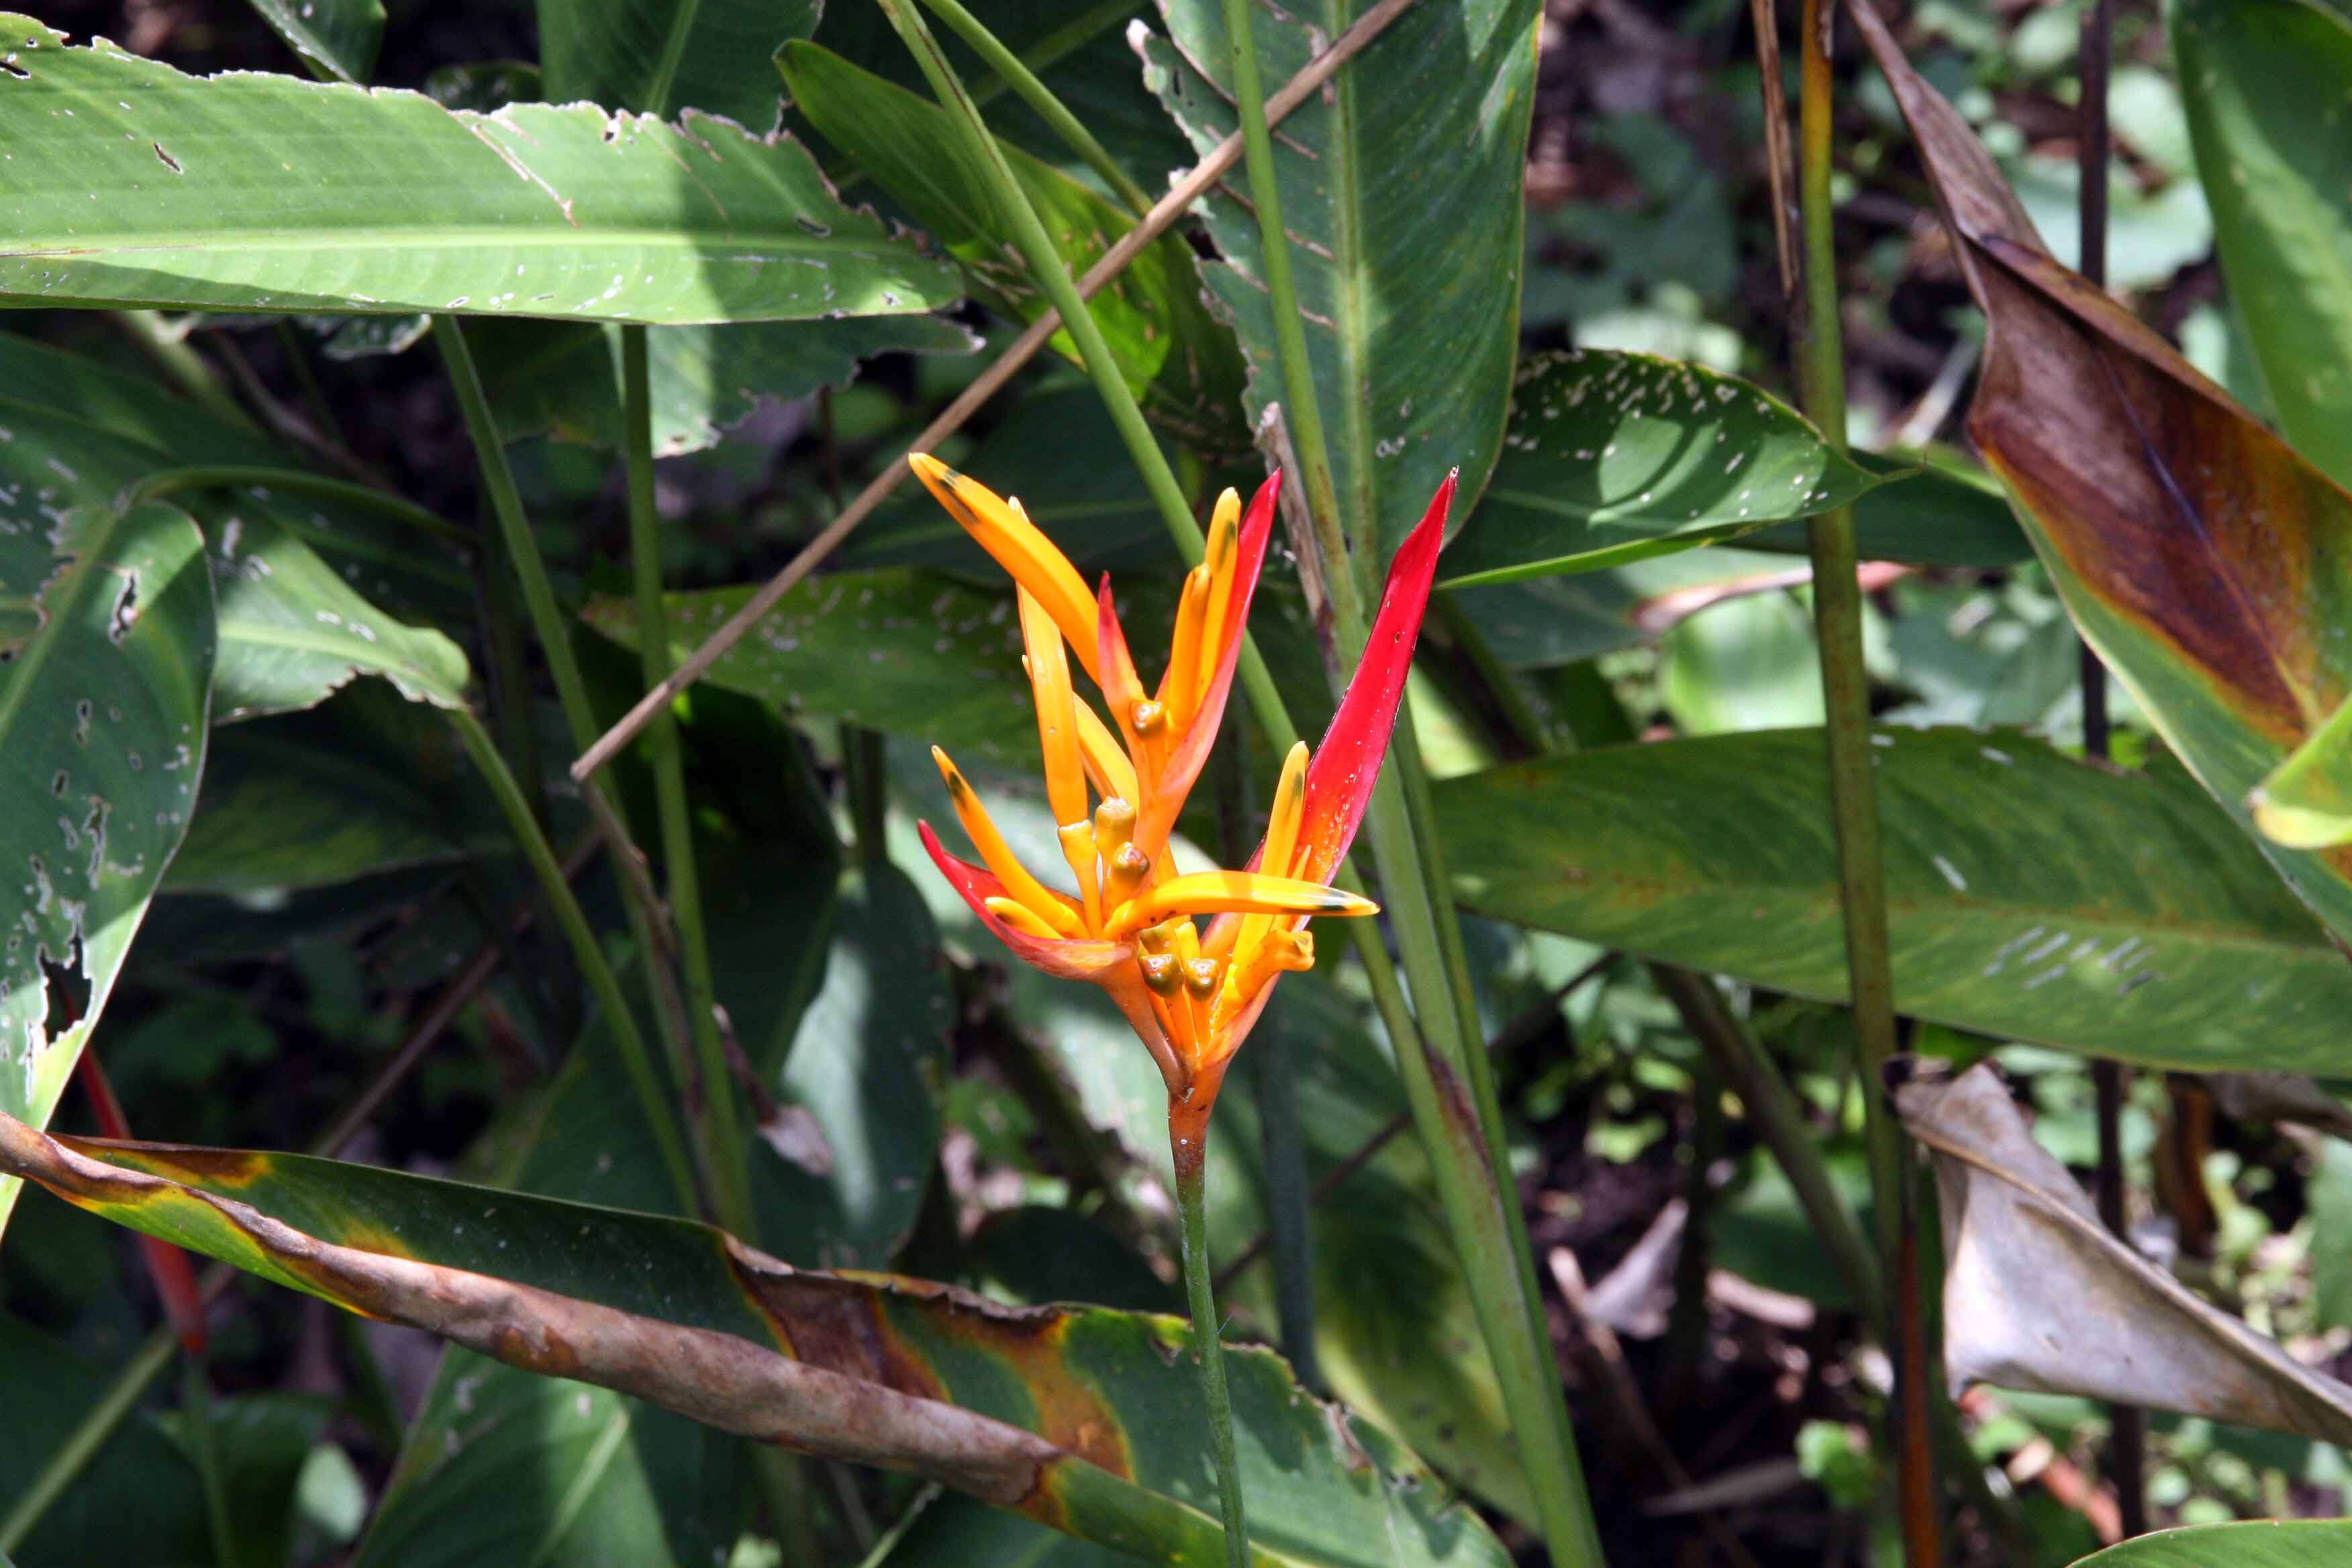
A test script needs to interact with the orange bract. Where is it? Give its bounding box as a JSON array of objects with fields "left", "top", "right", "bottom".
[{"left": 911, "top": 455, "right": 1453, "bottom": 1125}]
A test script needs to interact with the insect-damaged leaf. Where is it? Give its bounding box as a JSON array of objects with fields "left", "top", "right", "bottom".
[
  {"left": 1898, "top": 1064, "right": 2352, "bottom": 1442},
  {"left": 1851, "top": 0, "right": 2352, "bottom": 945},
  {"left": 0, "top": 13, "right": 960, "bottom": 325},
  {"left": 0, "top": 1115, "right": 1510, "bottom": 1567},
  {"left": 0, "top": 501, "right": 214, "bottom": 1239}
]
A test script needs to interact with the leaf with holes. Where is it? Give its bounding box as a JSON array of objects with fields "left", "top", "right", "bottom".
[
  {"left": 1438, "top": 728, "right": 2352, "bottom": 1071},
  {"left": 780, "top": 41, "right": 1250, "bottom": 453},
  {"left": 0, "top": 1114, "right": 1511, "bottom": 1567},
  {"left": 0, "top": 361, "right": 470, "bottom": 719},
  {"left": 1439, "top": 349, "right": 1898, "bottom": 586},
  {"left": 0, "top": 501, "right": 214, "bottom": 1238},
  {"left": 1136, "top": 0, "right": 1540, "bottom": 551},
  {"left": 1854, "top": 0, "right": 2352, "bottom": 945},
  {"left": 0, "top": 13, "right": 960, "bottom": 325}
]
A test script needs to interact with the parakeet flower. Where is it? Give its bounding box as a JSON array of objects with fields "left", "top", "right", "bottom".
[{"left": 910, "top": 454, "right": 1453, "bottom": 1146}]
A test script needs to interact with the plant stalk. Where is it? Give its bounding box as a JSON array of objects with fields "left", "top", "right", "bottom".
[
  {"left": 449, "top": 707, "right": 701, "bottom": 1214},
  {"left": 0, "top": 1330, "right": 175, "bottom": 1556},
  {"left": 617, "top": 326, "right": 754, "bottom": 1237},
  {"left": 917, "top": 0, "right": 1154, "bottom": 216},
  {"left": 1793, "top": 3, "right": 1939, "bottom": 1556},
  {"left": 1173, "top": 1123, "right": 1251, "bottom": 1568}
]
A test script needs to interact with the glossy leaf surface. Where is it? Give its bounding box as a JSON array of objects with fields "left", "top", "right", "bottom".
[
  {"left": 0, "top": 1116, "right": 1510, "bottom": 1567},
  {"left": 780, "top": 42, "right": 1247, "bottom": 452},
  {"left": 248, "top": 0, "right": 384, "bottom": 83},
  {"left": 1437, "top": 728, "right": 2352, "bottom": 1071},
  {"left": 0, "top": 501, "right": 214, "bottom": 1236},
  {"left": 537, "top": 0, "right": 816, "bottom": 128},
  {"left": 1137, "top": 0, "right": 1540, "bottom": 548},
  {"left": 1855, "top": 0, "right": 2352, "bottom": 946},
  {"left": 2175, "top": 0, "right": 2352, "bottom": 492},
  {"left": 2069, "top": 1522, "right": 2352, "bottom": 1566},
  {"left": 1440, "top": 349, "right": 1896, "bottom": 585},
  {"left": 0, "top": 15, "right": 960, "bottom": 324}
]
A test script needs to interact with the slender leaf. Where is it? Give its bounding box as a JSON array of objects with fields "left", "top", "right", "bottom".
[
  {"left": 538, "top": 0, "right": 816, "bottom": 128},
  {"left": 1853, "top": 0, "right": 2352, "bottom": 946},
  {"left": 1436, "top": 728, "right": 2352, "bottom": 1071},
  {"left": 246, "top": 0, "right": 385, "bottom": 84},
  {"left": 2175, "top": 0, "right": 2352, "bottom": 491},
  {"left": 0, "top": 15, "right": 960, "bottom": 324},
  {"left": 0, "top": 501, "right": 214, "bottom": 1236},
  {"left": 472, "top": 313, "right": 977, "bottom": 457},
  {"left": 1439, "top": 350, "right": 1896, "bottom": 586},
  {"left": 2254, "top": 693, "right": 2352, "bottom": 847},
  {"left": 2069, "top": 1524, "right": 2352, "bottom": 1567},
  {"left": 780, "top": 41, "right": 1248, "bottom": 452},
  {"left": 1136, "top": 0, "right": 1540, "bottom": 549},
  {"left": 0, "top": 1116, "right": 1510, "bottom": 1567}
]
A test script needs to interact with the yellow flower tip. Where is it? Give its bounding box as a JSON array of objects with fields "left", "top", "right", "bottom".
[{"left": 984, "top": 896, "right": 1064, "bottom": 940}]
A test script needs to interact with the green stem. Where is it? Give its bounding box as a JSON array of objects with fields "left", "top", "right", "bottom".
[
  {"left": 450, "top": 707, "right": 701, "bottom": 1214},
  {"left": 1794, "top": 5, "right": 1939, "bottom": 1557},
  {"left": 918, "top": 0, "right": 1154, "bottom": 216},
  {"left": 0, "top": 1330, "right": 176, "bottom": 1555},
  {"left": 617, "top": 326, "right": 753, "bottom": 1237},
  {"left": 113, "top": 310, "right": 259, "bottom": 433},
  {"left": 123, "top": 465, "right": 470, "bottom": 544},
  {"left": 1173, "top": 1131, "right": 1250, "bottom": 1568},
  {"left": 181, "top": 1354, "right": 242, "bottom": 1568}
]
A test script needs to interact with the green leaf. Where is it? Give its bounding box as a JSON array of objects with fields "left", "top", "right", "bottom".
[
  {"left": 1438, "top": 350, "right": 1896, "bottom": 587},
  {"left": 780, "top": 41, "right": 1249, "bottom": 453},
  {"left": 1436, "top": 728, "right": 2352, "bottom": 1071},
  {"left": 538, "top": 0, "right": 816, "bottom": 126},
  {"left": 2177, "top": 0, "right": 2352, "bottom": 490},
  {"left": 0, "top": 1119, "right": 1511, "bottom": 1567},
  {"left": 0, "top": 363, "right": 471, "bottom": 718},
  {"left": 1746, "top": 450, "right": 2033, "bottom": 569},
  {"left": 353, "top": 1355, "right": 752, "bottom": 1568},
  {"left": 750, "top": 863, "right": 951, "bottom": 1269},
  {"left": 246, "top": 0, "right": 385, "bottom": 84},
  {"left": 0, "top": 500, "right": 214, "bottom": 1237},
  {"left": 160, "top": 1392, "right": 337, "bottom": 1568},
  {"left": 166, "top": 703, "right": 506, "bottom": 895},
  {"left": 472, "top": 313, "right": 977, "bottom": 457},
  {"left": 1136, "top": 0, "right": 1541, "bottom": 550},
  {"left": 0, "top": 15, "right": 961, "bottom": 325},
  {"left": 0, "top": 1315, "right": 207, "bottom": 1565},
  {"left": 2253, "top": 692, "right": 2352, "bottom": 847},
  {"left": 1855, "top": 2, "right": 2352, "bottom": 949},
  {"left": 2068, "top": 1523, "right": 2352, "bottom": 1567}
]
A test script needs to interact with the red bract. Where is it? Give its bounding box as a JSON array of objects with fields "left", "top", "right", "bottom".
[{"left": 911, "top": 456, "right": 1454, "bottom": 1138}]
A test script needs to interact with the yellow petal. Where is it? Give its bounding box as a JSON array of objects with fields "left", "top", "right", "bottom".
[
  {"left": 1194, "top": 488, "right": 1242, "bottom": 715},
  {"left": 1073, "top": 700, "right": 1140, "bottom": 809},
  {"left": 1162, "top": 563, "right": 1212, "bottom": 734},
  {"left": 1110, "top": 871, "right": 1377, "bottom": 934},
  {"left": 1018, "top": 589, "right": 1089, "bottom": 832},
  {"left": 932, "top": 746, "right": 1083, "bottom": 937},
  {"left": 985, "top": 896, "right": 1065, "bottom": 940},
  {"left": 1224, "top": 741, "right": 1310, "bottom": 966},
  {"left": 908, "top": 455, "right": 1101, "bottom": 683}
]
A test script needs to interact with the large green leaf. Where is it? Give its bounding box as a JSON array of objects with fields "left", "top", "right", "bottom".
[
  {"left": 1855, "top": 1, "right": 2352, "bottom": 945},
  {"left": 2069, "top": 1522, "right": 2352, "bottom": 1566},
  {"left": 1136, "top": 0, "right": 1540, "bottom": 550},
  {"left": 0, "top": 1118, "right": 1510, "bottom": 1568},
  {"left": 1436, "top": 728, "right": 2352, "bottom": 1071},
  {"left": 2176, "top": 0, "right": 2352, "bottom": 492},
  {"left": 0, "top": 501, "right": 214, "bottom": 1237},
  {"left": 472, "top": 313, "right": 977, "bottom": 457},
  {"left": 538, "top": 0, "right": 817, "bottom": 128},
  {"left": 781, "top": 42, "right": 1248, "bottom": 453},
  {"left": 1438, "top": 350, "right": 1896, "bottom": 586},
  {"left": 0, "top": 330, "right": 471, "bottom": 625},
  {"left": 0, "top": 373, "right": 470, "bottom": 718},
  {"left": 0, "top": 15, "right": 960, "bottom": 324}
]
